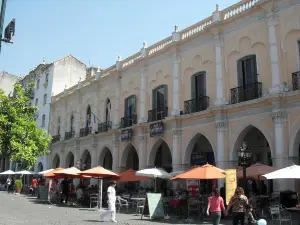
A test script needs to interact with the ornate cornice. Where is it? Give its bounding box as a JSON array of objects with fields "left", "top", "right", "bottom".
[
  {"left": 272, "top": 111, "right": 288, "bottom": 123},
  {"left": 216, "top": 121, "right": 228, "bottom": 131}
]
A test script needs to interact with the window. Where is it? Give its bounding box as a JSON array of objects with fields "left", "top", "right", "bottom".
[
  {"left": 43, "top": 94, "right": 47, "bottom": 105},
  {"left": 86, "top": 105, "right": 91, "bottom": 128},
  {"left": 152, "top": 85, "right": 168, "bottom": 109},
  {"left": 45, "top": 73, "right": 49, "bottom": 83},
  {"left": 191, "top": 72, "right": 206, "bottom": 99},
  {"left": 106, "top": 99, "right": 111, "bottom": 122},
  {"left": 124, "top": 95, "right": 136, "bottom": 117},
  {"left": 70, "top": 114, "right": 74, "bottom": 132},
  {"left": 237, "top": 55, "right": 257, "bottom": 87},
  {"left": 35, "top": 98, "right": 38, "bottom": 106},
  {"left": 42, "top": 114, "right": 46, "bottom": 127},
  {"left": 57, "top": 117, "right": 61, "bottom": 135},
  {"left": 36, "top": 79, "right": 40, "bottom": 89}
]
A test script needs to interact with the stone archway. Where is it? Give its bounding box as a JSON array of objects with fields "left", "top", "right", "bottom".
[
  {"left": 37, "top": 162, "right": 43, "bottom": 172},
  {"left": 81, "top": 150, "right": 91, "bottom": 170},
  {"left": 52, "top": 154, "right": 60, "bottom": 168},
  {"left": 65, "top": 152, "right": 75, "bottom": 168},
  {"left": 120, "top": 143, "right": 139, "bottom": 171},
  {"left": 148, "top": 138, "right": 172, "bottom": 173},
  {"left": 184, "top": 133, "right": 215, "bottom": 168},
  {"left": 99, "top": 147, "right": 113, "bottom": 170}
]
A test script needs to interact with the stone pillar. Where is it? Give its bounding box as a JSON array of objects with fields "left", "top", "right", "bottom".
[
  {"left": 216, "top": 120, "right": 227, "bottom": 188},
  {"left": 113, "top": 77, "right": 121, "bottom": 129},
  {"left": 138, "top": 67, "right": 148, "bottom": 123},
  {"left": 90, "top": 141, "right": 98, "bottom": 185},
  {"left": 75, "top": 90, "right": 81, "bottom": 137},
  {"left": 138, "top": 127, "right": 147, "bottom": 170},
  {"left": 112, "top": 133, "right": 120, "bottom": 173},
  {"left": 268, "top": 14, "right": 281, "bottom": 93},
  {"left": 0, "top": 158, "right": 3, "bottom": 172},
  {"left": 214, "top": 33, "right": 226, "bottom": 105},
  {"left": 100, "top": 100, "right": 105, "bottom": 122},
  {"left": 93, "top": 89, "right": 100, "bottom": 133},
  {"left": 272, "top": 110, "right": 289, "bottom": 191},
  {"left": 172, "top": 129, "right": 182, "bottom": 172},
  {"left": 171, "top": 53, "right": 181, "bottom": 116}
]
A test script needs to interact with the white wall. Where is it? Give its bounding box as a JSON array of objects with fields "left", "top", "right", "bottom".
[{"left": 0, "top": 72, "right": 19, "bottom": 96}]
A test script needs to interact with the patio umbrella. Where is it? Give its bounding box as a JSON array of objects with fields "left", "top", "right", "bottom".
[
  {"left": 43, "top": 168, "right": 64, "bottom": 178},
  {"left": 262, "top": 165, "right": 300, "bottom": 179},
  {"left": 15, "top": 170, "right": 36, "bottom": 175},
  {"left": 171, "top": 163, "right": 226, "bottom": 180},
  {"left": 38, "top": 169, "right": 54, "bottom": 175},
  {"left": 80, "top": 166, "right": 119, "bottom": 210},
  {"left": 117, "top": 169, "right": 149, "bottom": 182},
  {"left": 236, "top": 163, "right": 276, "bottom": 180},
  {"left": 0, "top": 170, "right": 15, "bottom": 175},
  {"left": 136, "top": 168, "right": 172, "bottom": 192},
  {"left": 53, "top": 167, "right": 82, "bottom": 178}
]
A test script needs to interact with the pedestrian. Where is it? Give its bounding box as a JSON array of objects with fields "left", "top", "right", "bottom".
[
  {"left": 244, "top": 204, "right": 256, "bottom": 225},
  {"left": 31, "top": 177, "right": 38, "bottom": 196},
  {"left": 100, "top": 180, "right": 117, "bottom": 223},
  {"left": 207, "top": 189, "right": 227, "bottom": 225},
  {"left": 226, "top": 187, "right": 249, "bottom": 225},
  {"left": 6, "top": 176, "right": 11, "bottom": 193},
  {"left": 60, "top": 178, "right": 70, "bottom": 204}
]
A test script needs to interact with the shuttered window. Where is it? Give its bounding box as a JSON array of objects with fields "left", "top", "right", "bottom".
[
  {"left": 191, "top": 72, "right": 206, "bottom": 99},
  {"left": 124, "top": 95, "right": 136, "bottom": 117},
  {"left": 152, "top": 85, "right": 168, "bottom": 110},
  {"left": 237, "top": 55, "right": 257, "bottom": 87}
]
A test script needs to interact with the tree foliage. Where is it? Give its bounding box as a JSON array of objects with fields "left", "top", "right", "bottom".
[{"left": 0, "top": 83, "right": 51, "bottom": 169}]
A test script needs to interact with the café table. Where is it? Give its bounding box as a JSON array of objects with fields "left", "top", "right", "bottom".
[{"left": 131, "top": 197, "right": 145, "bottom": 215}]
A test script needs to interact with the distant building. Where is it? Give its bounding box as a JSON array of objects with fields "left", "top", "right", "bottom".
[{"left": 0, "top": 71, "right": 20, "bottom": 96}]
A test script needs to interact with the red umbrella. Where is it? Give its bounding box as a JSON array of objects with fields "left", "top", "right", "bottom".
[{"left": 117, "top": 169, "right": 149, "bottom": 182}]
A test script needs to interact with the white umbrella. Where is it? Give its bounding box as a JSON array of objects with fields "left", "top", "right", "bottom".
[
  {"left": 15, "top": 170, "right": 36, "bottom": 175},
  {"left": 263, "top": 165, "right": 300, "bottom": 179},
  {"left": 136, "top": 168, "right": 171, "bottom": 192},
  {"left": 38, "top": 169, "right": 54, "bottom": 175},
  {"left": 0, "top": 170, "right": 15, "bottom": 175}
]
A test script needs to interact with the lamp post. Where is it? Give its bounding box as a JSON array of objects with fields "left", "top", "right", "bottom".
[{"left": 237, "top": 141, "right": 252, "bottom": 191}]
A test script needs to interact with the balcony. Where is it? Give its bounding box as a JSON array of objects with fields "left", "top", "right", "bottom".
[
  {"left": 292, "top": 71, "right": 300, "bottom": 91},
  {"left": 52, "top": 135, "right": 61, "bottom": 143},
  {"left": 98, "top": 121, "right": 112, "bottom": 133},
  {"left": 148, "top": 107, "right": 168, "bottom": 122},
  {"left": 230, "top": 82, "right": 262, "bottom": 104},
  {"left": 65, "top": 131, "right": 75, "bottom": 140},
  {"left": 80, "top": 127, "right": 92, "bottom": 137},
  {"left": 184, "top": 96, "right": 209, "bottom": 114},
  {"left": 120, "top": 115, "right": 137, "bottom": 128}
]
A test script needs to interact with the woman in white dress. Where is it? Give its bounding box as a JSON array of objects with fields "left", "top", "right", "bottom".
[{"left": 100, "top": 181, "right": 117, "bottom": 223}]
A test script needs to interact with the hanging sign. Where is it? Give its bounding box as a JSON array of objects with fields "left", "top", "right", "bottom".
[
  {"left": 150, "top": 122, "right": 164, "bottom": 137},
  {"left": 120, "top": 129, "right": 133, "bottom": 141},
  {"left": 141, "top": 193, "right": 165, "bottom": 220},
  {"left": 225, "top": 169, "right": 237, "bottom": 205}
]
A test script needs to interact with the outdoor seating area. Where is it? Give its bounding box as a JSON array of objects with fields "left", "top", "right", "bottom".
[{"left": 1, "top": 163, "right": 300, "bottom": 223}]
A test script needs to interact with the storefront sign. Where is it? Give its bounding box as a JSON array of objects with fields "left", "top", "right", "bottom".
[
  {"left": 150, "top": 122, "right": 164, "bottom": 137},
  {"left": 121, "top": 129, "right": 133, "bottom": 141},
  {"left": 191, "top": 152, "right": 215, "bottom": 165},
  {"left": 225, "top": 169, "right": 237, "bottom": 205}
]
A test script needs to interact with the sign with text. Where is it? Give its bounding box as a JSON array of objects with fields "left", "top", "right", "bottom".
[
  {"left": 225, "top": 169, "right": 237, "bottom": 205},
  {"left": 150, "top": 122, "right": 164, "bottom": 137},
  {"left": 38, "top": 186, "right": 49, "bottom": 201},
  {"left": 141, "top": 193, "right": 164, "bottom": 220},
  {"left": 120, "top": 129, "right": 133, "bottom": 141}
]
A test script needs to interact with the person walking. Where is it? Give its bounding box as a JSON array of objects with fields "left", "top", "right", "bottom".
[
  {"left": 100, "top": 181, "right": 117, "bottom": 223},
  {"left": 207, "top": 189, "right": 227, "bottom": 225},
  {"left": 226, "top": 187, "right": 249, "bottom": 225}
]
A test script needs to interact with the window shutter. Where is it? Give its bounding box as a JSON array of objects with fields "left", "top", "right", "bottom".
[
  {"left": 132, "top": 95, "right": 137, "bottom": 115},
  {"left": 152, "top": 89, "right": 156, "bottom": 109},
  {"left": 191, "top": 75, "right": 196, "bottom": 99},
  {"left": 164, "top": 85, "right": 168, "bottom": 107},
  {"left": 250, "top": 55, "right": 258, "bottom": 83},
  {"left": 200, "top": 73, "right": 207, "bottom": 96},
  {"left": 124, "top": 98, "right": 128, "bottom": 117},
  {"left": 237, "top": 59, "right": 243, "bottom": 87}
]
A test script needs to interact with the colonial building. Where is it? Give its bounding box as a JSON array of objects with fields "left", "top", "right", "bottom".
[{"left": 49, "top": 0, "right": 300, "bottom": 191}]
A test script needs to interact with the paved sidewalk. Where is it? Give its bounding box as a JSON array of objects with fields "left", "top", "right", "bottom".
[{"left": 0, "top": 191, "right": 275, "bottom": 225}]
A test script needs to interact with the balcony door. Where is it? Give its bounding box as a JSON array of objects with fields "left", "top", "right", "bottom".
[
  {"left": 124, "top": 95, "right": 136, "bottom": 117},
  {"left": 152, "top": 85, "right": 167, "bottom": 110},
  {"left": 86, "top": 105, "right": 91, "bottom": 128},
  {"left": 237, "top": 55, "right": 257, "bottom": 87},
  {"left": 191, "top": 72, "right": 206, "bottom": 99}
]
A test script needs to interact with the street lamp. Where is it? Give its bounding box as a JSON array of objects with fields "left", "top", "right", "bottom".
[{"left": 237, "top": 141, "right": 252, "bottom": 191}]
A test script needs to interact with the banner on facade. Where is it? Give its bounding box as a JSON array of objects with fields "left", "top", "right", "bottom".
[{"left": 225, "top": 169, "right": 237, "bottom": 205}]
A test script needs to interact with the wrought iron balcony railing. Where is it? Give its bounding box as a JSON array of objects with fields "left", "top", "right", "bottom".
[
  {"left": 292, "top": 71, "right": 300, "bottom": 91},
  {"left": 52, "top": 135, "right": 61, "bottom": 143},
  {"left": 148, "top": 107, "right": 168, "bottom": 122},
  {"left": 80, "top": 127, "right": 92, "bottom": 137},
  {"left": 230, "top": 82, "right": 262, "bottom": 104},
  {"left": 98, "top": 121, "right": 112, "bottom": 133},
  {"left": 120, "top": 115, "right": 137, "bottom": 128},
  {"left": 65, "top": 131, "right": 75, "bottom": 140},
  {"left": 184, "top": 96, "right": 209, "bottom": 114}
]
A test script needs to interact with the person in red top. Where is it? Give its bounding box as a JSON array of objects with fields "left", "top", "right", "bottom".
[
  {"left": 31, "top": 177, "right": 38, "bottom": 196},
  {"left": 207, "top": 189, "right": 226, "bottom": 225}
]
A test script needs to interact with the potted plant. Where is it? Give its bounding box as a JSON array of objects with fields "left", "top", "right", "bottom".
[{"left": 15, "top": 179, "right": 23, "bottom": 193}]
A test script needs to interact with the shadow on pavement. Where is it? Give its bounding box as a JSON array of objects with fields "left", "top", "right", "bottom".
[{"left": 82, "top": 220, "right": 102, "bottom": 223}]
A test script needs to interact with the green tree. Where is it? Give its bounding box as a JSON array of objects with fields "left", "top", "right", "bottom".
[{"left": 0, "top": 83, "right": 51, "bottom": 169}]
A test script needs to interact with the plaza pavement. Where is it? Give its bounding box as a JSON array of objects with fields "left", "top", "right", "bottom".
[{"left": 0, "top": 191, "right": 277, "bottom": 225}]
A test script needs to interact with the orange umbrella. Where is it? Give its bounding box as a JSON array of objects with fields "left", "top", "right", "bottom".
[
  {"left": 171, "top": 164, "right": 226, "bottom": 180},
  {"left": 117, "top": 169, "right": 149, "bottom": 182},
  {"left": 43, "top": 168, "right": 64, "bottom": 178},
  {"left": 79, "top": 166, "right": 119, "bottom": 178},
  {"left": 236, "top": 163, "right": 276, "bottom": 180},
  {"left": 53, "top": 167, "right": 82, "bottom": 178}
]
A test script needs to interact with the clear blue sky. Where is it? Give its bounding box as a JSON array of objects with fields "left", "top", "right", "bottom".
[{"left": 0, "top": 0, "right": 238, "bottom": 76}]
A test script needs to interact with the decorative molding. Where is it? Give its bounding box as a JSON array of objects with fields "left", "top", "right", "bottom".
[
  {"left": 216, "top": 121, "right": 228, "bottom": 131},
  {"left": 172, "top": 128, "right": 183, "bottom": 136},
  {"left": 272, "top": 111, "right": 288, "bottom": 123},
  {"left": 139, "top": 136, "right": 145, "bottom": 142}
]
